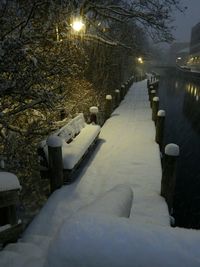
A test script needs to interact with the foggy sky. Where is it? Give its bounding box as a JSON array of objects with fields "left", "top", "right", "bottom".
[{"left": 173, "top": 0, "right": 200, "bottom": 42}]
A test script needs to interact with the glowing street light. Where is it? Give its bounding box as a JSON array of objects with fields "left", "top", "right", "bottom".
[
  {"left": 71, "top": 18, "right": 85, "bottom": 32},
  {"left": 137, "top": 57, "right": 143, "bottom": 64}
]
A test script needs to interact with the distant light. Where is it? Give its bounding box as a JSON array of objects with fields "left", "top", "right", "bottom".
[
  {"left": 71, "top": 18, "right": 85, "bottom": 32},
  {"left": 187, "top": 84, "right": 191, "bottom": 92},
  {"left": 177, "top": 57, "right": 182, "bottom": 60},
  {"left": 138, "top": 57, "right": 143, "bottom": 64}
]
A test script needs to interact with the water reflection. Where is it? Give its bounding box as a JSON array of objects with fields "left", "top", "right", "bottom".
[
  {"left": 186, "top": 83, "right": 200, "bottom": 100},
  {"left": 183, "top": 82, "right": 200, "bottom": 134},
  {"left": 159, "top": 76, "right": 200, "bottom": 228}
]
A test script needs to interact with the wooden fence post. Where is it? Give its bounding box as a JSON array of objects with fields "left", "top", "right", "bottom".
[
  {"left": 152, "top": 96, "right": 159, "bottom": 122},
  {"left": 148, "top": 85, "right": 154, "bottom": 99},
  {"left": 161, "top": 143, "right": 180, "bottom": 213},
  {"left": 114, "top": 90, "right": 120, "bottom": 108},
  {"left": 150, "top": 90, "right": 156, "bottom": 107},
  {"left": 60, "top": 108, "right": 66, "bottom": 120},
  {"left": 121, "top": 85, "right": 125, "bottom": 99},
  {"left": 47, "top": 136, "right": 63, "bottom": 193},
  {"left": 89, "top": 106, "right": 99, "bottom": 124},
  {"left": 124, "top": 82, "right": 128, "bottom": 94},
  {"left": 105, "top": 95, "right": 113, "bottom": 119},
  {"left": 155, "top": 110, "right": 166, "bottom": 150}
]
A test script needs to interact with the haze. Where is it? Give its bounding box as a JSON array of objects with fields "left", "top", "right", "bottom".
[{"left": 173, "top": 0, "right": 200, "bottom": 42}]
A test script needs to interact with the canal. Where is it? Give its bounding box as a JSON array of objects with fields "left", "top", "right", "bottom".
[{"left": 158, "top": 70, "right": 200, "bottom": 229}]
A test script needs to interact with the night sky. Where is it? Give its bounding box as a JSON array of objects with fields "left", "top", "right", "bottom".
[{"left": 173, "top": 0, "right": 200, "bottom": 42}]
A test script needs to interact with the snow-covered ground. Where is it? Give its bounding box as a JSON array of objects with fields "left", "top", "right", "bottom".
[
  {"left": 25, "top": 79, "right": 169, "bottom": 235},
  {"left": 1, "top": 80, "right": 200, "bottom": 267},
  {"left": 0, "top": 172, "right": 21, "bottom": 192}
]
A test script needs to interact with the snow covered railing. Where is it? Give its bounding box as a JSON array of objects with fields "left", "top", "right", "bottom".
[
  {"left": 147, "top": 73, "right": 159, "bottom": 89},
  {"left": 155, "top": 110, "right": 166, "bottom": 150},
  {"left": 38, "top": 113, "right": 101, "bottom": 190},
  {"left": 161, "top": 144, "right": 180, "bottom": 213},
  {"left": 147, "top": 73, "right": 180, "bottom": 218},
  {"left": 0, "top": 172, "right": 22, "bottom": 245},
  {"left": 90, "top": 76, "right": 135, "bottom": 126}
]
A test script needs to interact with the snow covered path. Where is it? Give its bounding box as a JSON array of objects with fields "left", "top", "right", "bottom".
[
  {"left": 3, "top": 80, "right": 200, "bottom": 267},
  {"left": 24, "top": 79, "right": 169, "bottom": 239}
]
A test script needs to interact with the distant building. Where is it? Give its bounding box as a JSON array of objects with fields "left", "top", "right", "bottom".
[
  {"left": 190, "top": 22, "right": 200, "bottom": 54},
  {"left": 176, "top": 47, "right": 190, "bottom": 66},
  {"left": 188, "top": 22, "right": 200, "bottom": 70},
  {"left": 168, "top": 42, "right": 189, "bottom": 66}
]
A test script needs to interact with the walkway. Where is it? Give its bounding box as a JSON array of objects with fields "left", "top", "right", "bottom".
[
  {"left": 2, "top": 80, "right": 200, "bottom": 267},
  {"left": 24, "top": 79, "right": 169, "bottom": 239}
]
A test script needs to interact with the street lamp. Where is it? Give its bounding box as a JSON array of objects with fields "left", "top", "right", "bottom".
[
  {"left": 71, "top": 18, "right": 85, "bottom": 33},
  {"left": 137, "top": 57, "right": 143, "bottom": 64}
]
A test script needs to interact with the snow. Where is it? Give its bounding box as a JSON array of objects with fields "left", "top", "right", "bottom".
[
  {"left": 45, "top": 213, "right": 200, "bottom": 267},
  {"left": 42, "top": 113, "right": 101, "bottom": 170},
  {"left": 157, "top": 110, "right": 166, "bottom": 117},
  {"left": 61, "top": 124, "right": 101, "bottom": 169},
  {"left": 106, "top": 94, "right": 112, "bottom": 100},
  {"left": 153, "top": 96, "right": 159, "bottom": 102},
  {"left": 79, "top": 184, "right": 133, "bottom": 218},
  {"left": 0, "top": 224, "right": 11, "bottom": 232},
  {"left": 44, "top": 124, "right": 101, "bottom": 169},
  {"left": 30, "top": 57, "right": 37, "bottom": 67},
  {"left": 0, "top": 159, "right": 5, "bottom": 169},
  {"left": 46, "top": 135, "right": 62, "bottom": 147},
  {"left": 57, "top": 113, "right": 86, "bottom": 138},
  {"left": 0, "top": 172, "right": 21, "bottom": 192},
  {"left": 165, "top": 143, "right": 180, "bottom": 156},
  {"left": 1, "top": 79, "right": 200, "bottom": 266},
  {"left": 89, "top": 106, "right": 99, "bottom": 114}
]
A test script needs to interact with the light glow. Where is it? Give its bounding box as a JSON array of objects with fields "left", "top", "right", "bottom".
[
  {"left": 138, "top": 57, "right": 143, "bottom": 64},
  {"left": 71, "top": 19, "right": 85, "bottom": 32}
]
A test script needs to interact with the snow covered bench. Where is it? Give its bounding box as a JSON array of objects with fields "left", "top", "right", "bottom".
[
  {"left": 0, "top": 172, "right": 22, "bottom": 245},
  {"left": 38, "top": 113, "right": 101, "bottom": 183}
]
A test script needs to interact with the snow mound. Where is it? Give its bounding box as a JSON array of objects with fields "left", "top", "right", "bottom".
[
  {"left": 0, "top": 172, "right": 21, "bottom": 192},
  {"left": 106, "top": 95, "right": 112, "bottom": 100},
  {"left": 165, "top": 144, "right": 180, "bottom": 156},
  {"left": 45, "top": 214, "right": 200, "bottom": 267},
  {"left": 153, "top": 96, "right": 159, "bottom": 102},
  {"left": 0, "top": 250, "right": 44, "bottom": 267},
  {"left": 89, "top": 106, "right": 99, "bottom": 114},
  {"left": 157, "top": 110, "right": 165, "bottom": 117},
  {"left": 80, "top": 184, "right": 133, "bottom": 218},
  {"left": 47, "top": 135, "right": 62, "bottom": 147}
]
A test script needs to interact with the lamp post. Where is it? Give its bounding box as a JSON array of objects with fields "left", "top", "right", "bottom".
[
  {"left": 137, "top": 57, "right": 143, "bottom": 64},
  {"left": 71, "top": 17, "right": 85, "bottom": 33}
]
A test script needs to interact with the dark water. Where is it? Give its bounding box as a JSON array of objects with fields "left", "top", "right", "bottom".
[{"left": 158, "top": 73, "right": 200, "bottom": 228}]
